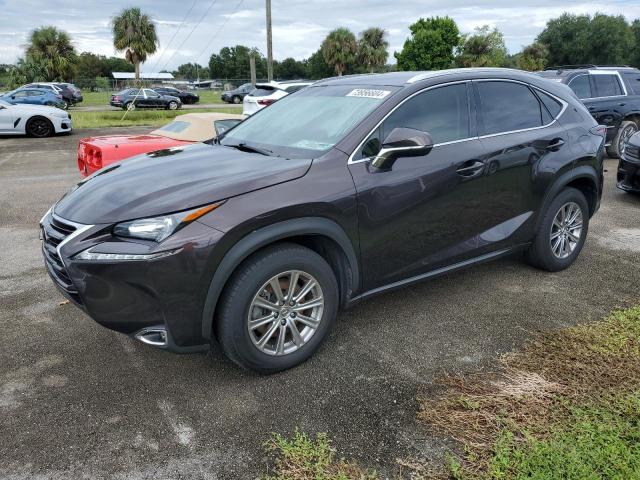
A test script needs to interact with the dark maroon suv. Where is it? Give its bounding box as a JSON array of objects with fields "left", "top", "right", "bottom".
[{"left": 41, "top": 68, "right": 605, "bottom": 373}]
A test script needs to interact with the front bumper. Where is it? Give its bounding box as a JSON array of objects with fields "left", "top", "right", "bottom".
[
  {"left": 617, "top": 157, "right": 640, "bottom": 192},
  {"left": 52, "top": 115, "right": 72, "bottom": 133},
  {"left": 40, "top": 210, "right": 224, "bottom": 352}
]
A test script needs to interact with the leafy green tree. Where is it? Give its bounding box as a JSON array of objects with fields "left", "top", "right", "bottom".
[
  {"left": 208, "top": 45, "right": 267, "bottom": 80},
  {"left": 112, "top": 7, "right": 159, "bottom": 81},
  {"left": 305, "top": 49, "right": 334, "bottom": 79},
  {"left": 517, "top": 42, "right": 549, "bottom": 71},
  {"left": 357, "top": 27, "right": 389, "bottom": 73},
  {"left": 174, "top": 63, "right": 208, "bottom": 80},
  {"left": 274, "top": 57, "right": 307, "bottom": 79},
  {"left": 537, "top": 13, "right": 633, "bottom": 67},
  {"left": 632, "top": 20, "right": 640, "bottom": 68},
  {"left": 394, "top": 17, "right": 460, "bottom": 70},
  {"left": 321, "top": 28, "right": 358, "bottom": 76},
  {"left": 25, "top": 26, "right": 77, "bottom": 81},
  {"left": 456, "top": 26, "right": 507, "bottom": 67}
]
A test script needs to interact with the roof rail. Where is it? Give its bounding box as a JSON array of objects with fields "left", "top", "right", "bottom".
[{"left": 544, "top": 64, "right": 597, "bottom": 71}]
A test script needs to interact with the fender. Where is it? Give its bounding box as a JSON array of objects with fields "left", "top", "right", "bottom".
[
  {"left": 201, "top": 217, "right": 360, "bottom": 340},
  {"left": 535, "top": 165, "right": 600, "bottom": 232}
]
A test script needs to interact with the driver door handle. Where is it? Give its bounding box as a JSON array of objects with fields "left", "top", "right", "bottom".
[{"left": 456, "top": 160, "right": 485, "bottom": 177}]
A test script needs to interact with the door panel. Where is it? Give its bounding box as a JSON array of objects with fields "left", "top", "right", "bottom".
[{"left": 0, "top": 107, "right": 16, "bottom": 133}]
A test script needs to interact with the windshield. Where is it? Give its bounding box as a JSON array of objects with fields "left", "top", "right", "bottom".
[
  {"left": 221, "top": 84, "right": 397, "bottom": 158},
  {"left": 0, "top": 99, "right": 10, "bottom": 107}
]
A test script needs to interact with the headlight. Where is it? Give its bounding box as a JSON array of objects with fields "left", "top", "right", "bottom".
[
  {"left": 113, "top": 203, "right": 222, "bottom": 242},
  {"left": 53, "top": 111, "right": 68, "bottom": 118}
]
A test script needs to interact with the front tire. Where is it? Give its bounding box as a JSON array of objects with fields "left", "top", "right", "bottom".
[
  {"left": 167, "top": 101, "right": 178, "bottom": 110},
  {"left": 216, "top": 243, "right": 339, "bottom": 373},
  {"left": 26, "top": 116, "right": 53, "bottom": 138},
  {"left": 526, "top": 187, "right": 589, "bottom": 272},
  {"left": 232, "top": 95, "right": 241, "bottom": 104},
  {"left": 606, "top": 120, "right": 638, "bottom": 159}
]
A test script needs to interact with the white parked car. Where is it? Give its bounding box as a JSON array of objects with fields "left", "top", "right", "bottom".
[
  {"left": 0, "top": 99, "right": 72, "bottom": 137},
  {"left": 242, "top": 81, "right": 312, "bottom": 115}
]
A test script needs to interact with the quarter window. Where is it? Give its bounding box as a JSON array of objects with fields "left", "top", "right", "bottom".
[
  {"left": 568, "top": 75, "right": 592, "bottom": 99},
  {"left": 623, "top": 73, "right": 640, "bottom": 95},
  {"left": 477, "top": 81, "right": 544, "bottom": 135},
  {"left": 592, "top": 74, "right": 623, "bottom": 97},
  {"left": 536, "top": 90, "right": 563, "bottom": 119}
]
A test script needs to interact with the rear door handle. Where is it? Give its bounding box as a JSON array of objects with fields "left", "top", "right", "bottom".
[
  {"left": 456, "top": 160, "right": 485, "bottom": 177},
  {"left": 546, "top": 138, "right": 565, "bottom": 151}
]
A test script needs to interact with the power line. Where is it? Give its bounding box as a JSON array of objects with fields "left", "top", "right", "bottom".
[
  {"left": 195, "top": 0, "right": 246, "bottom": 65},
  {"left": 148, "top": 0, "right": 199, "bottom": 73},
  {"left": 158, "top": 0, "right": 219, "bottom": 73}
]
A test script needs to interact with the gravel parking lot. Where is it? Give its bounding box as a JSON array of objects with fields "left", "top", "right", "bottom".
[{"left": 1, "top": 129, "right": 639, "bottom": 479}]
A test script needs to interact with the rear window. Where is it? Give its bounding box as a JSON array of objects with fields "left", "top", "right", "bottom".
[
  {"left": 156, "top": 121, "right": 190, "bottom": 133},
  {"left": 284, "top": 85, "right": 307, "bottom": 93},
  {"left": 250, "top": 86, "right": 279, "bottom": 97},
  {"left": 592, "top": 74, "right": 623, "bottom": 97}
]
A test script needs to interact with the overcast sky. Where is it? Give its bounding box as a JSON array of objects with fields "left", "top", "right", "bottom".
[{"left": 1, "top": 0, "right": 639, "bottom": 71}]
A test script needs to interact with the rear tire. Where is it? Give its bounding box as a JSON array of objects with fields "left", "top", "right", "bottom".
[
  {"left": 216, "top": 243, "right": 339, "bottom": 373},
  {"left": 606, "top": 120, "right": 638, "bottom": 159},
  {"left": 26, "top": 116, "right": 53, "bottom": 138},
  {"left": 124, "top": 101, "right": 135, "bottom": 111},
  {"left": 526, "top": 187, "right": 589, "bottom": 272}
]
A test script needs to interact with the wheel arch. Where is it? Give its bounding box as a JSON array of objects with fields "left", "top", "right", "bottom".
[
  {"left": 201, "top": 217, "right": 360, "bottom": 341},
  {"left": 537, "top": 166, "right": 600, "bottom": 231},
  {"left": 25, "top": 115, "right": 53, "bottom": 136}
]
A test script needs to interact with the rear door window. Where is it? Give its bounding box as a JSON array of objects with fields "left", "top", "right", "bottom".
[
  {"left": 477, "top": 81, "right": 544, "bottom": 135},
  {"left": 623, "top": 73, "right": 640, "bottom": 95},
  {"left": 567, "top": 75, "right": 592, "bottom": 99},
  {"left": 591, "top": 74, "right": 623, "bottom": 97}
]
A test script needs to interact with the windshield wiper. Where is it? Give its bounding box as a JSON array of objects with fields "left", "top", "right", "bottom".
[{"left": 226, "top": 142, "right": 274, "bottom": 156}]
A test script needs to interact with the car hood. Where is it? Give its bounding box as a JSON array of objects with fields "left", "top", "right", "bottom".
[
  {"left": 54, "top": 143, "right": 312, "bottom": 224},
  {"left": 7, "top": 103, "right": 66, "bottom": 115}
]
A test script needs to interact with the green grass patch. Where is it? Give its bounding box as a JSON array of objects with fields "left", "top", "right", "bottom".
[
  {"left": 414, "top": 305, "right": 640, "bottom": 479},
  {"left": 71, "top": 107, "right": 239, "bottom": 129},
  {"left": 262, "top": 430, "right": 377, "bottom": 480},
  {"left": 77, "top": 89, "right": 225, "bottom": 107}
]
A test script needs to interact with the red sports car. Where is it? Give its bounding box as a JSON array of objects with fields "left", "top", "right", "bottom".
[{"left": 77, "top": 112, "right": 243, "bottom": 176}]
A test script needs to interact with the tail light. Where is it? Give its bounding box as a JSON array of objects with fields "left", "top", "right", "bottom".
[
  {"left": 113, "top": 95, "right": 120, "bottom": 101},
  {"left": 258, "top": 99, "right": 276, "bottom": 106},
  {"left": 589, "top": 125, "right": 607, "bottom": 137},
  {"left": 56, "top": 94, "right": 62, "bottom": 99}
]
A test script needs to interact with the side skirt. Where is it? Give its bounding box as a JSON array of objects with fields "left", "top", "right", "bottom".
[{"left": 347, "top": 244, "right": 530, "bottom": 306}]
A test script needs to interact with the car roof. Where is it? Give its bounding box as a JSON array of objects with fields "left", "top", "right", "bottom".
[
  {"left": 541, "top": 65, "right": 640, "bottom": 76},
  {"left": 314, "top": 68, "right": 549, "bottom": 87},
  {"left": 149, "top": 112, "right": 244, "bottom": 141}
]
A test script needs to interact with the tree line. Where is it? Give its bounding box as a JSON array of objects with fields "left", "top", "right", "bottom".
[{"left": 3, "top": 10, "right": 640, "bottom": 89}]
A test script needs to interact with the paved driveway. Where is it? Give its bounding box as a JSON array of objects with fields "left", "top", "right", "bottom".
[{"left": 1, "top": 130, "right": 638, "bottom": 479}]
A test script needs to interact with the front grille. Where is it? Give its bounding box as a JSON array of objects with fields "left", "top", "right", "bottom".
[
  {"left": 41, "top": 214, "right": 82, "bottom": 302},
  {"left": 625, "top": 144, "right": 640, "bottom": 161}
]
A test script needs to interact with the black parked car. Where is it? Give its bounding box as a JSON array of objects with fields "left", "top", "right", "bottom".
[
  {"left": 109, "top": 88, "right": 182, "bottom": 110},
  {"left": 539, "top": 65, "right": 640, "bottom": 158},
  {"left": 221, "top": 83, "right": 253, "bottom": 104},
  {"left": 617, "top": 131, "right": 640, "bottom": 193},
  {"left": 153, "top": 86, "right": 199, "bottom": 104},
  {"left": 42, "top": 68, "right": 604, "bottom": 373}
]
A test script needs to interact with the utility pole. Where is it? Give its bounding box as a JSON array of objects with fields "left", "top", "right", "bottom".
[{"left": 266, "top": 0, "right": 273, "bottom": 82}]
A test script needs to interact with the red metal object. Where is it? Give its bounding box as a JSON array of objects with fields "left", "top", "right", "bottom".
[{"left": 77, "top": 134, "right": 193, "bottom": 177}]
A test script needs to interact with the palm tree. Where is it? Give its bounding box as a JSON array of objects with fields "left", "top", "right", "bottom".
[
  {"left": 112, "top": 7, "right": 158, "bottom": 81},
  {"left": 321, "top": 28, "right": 358, "bottom": 76},
  {"left": 358, "top": 28, "right": 389, "bottom": 73},
  {"left": 25, "top": 26, "right": 77, "bottom": 81}
]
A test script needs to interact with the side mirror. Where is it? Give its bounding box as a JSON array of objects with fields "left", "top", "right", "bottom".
[{"left": 371, "top": 127, "right": 433, "bottom": 170}]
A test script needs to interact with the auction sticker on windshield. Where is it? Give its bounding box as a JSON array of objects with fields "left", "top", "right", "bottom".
[{"left": 346, "top": 89, "right": 391, "bottom": 99}]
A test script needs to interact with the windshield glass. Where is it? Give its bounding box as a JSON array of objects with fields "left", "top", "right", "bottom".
[
  {"left": 221, "top": 85, "right": 397, "bottom": 158},
  {"left": 0, "top": 99, "right": 10, "bottom": 107}
]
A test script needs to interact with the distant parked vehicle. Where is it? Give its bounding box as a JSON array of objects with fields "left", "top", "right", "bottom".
[
  {"left": 27, "top": 82, "right": 83, "bottom": 108},
  {"left": 539, "top": 65, "right": 640, "bottom": 158},
  {"left": 1, "top": 88, "right": 66, "bottom": 109},
  {"left": 76, "top": 112, "right": 243, "bottom": 176},
  {"left": 617, "top": 131, "right": 640, "bottom": 193},
  {"left": 153, "top": 86, "right": 200, "bottom": 104},
  {"left": 243, "top": 81, "right": 312, "bottom": 116},
  {"left": 109, "top": 88, "right": 182, "bottom": 110},
  {"left": 220, "top": 83, "right": 253, "bottom": 104},
  {"left": 0, "top": 99, "right": 72, "bottom": 137}
]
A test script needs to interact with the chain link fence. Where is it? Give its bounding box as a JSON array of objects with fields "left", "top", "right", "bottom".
[{"left": 72, "top": 77, "right": 270, "bottom": 92}]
